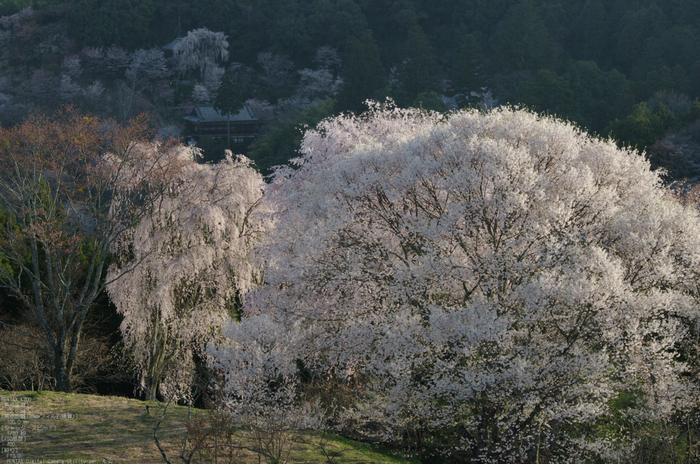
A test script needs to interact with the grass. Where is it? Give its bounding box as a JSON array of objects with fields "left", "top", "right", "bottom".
[{"left": 0, "top": 390, "right": 416, "bottom": 463}]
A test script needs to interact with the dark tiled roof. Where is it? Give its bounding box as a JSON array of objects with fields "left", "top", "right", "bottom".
[
  {"left": 184, "top": 104, "right": 258, "bottom": 123},
  {"left": 163, "top": 37, "right": 183, "bottom": 51}
]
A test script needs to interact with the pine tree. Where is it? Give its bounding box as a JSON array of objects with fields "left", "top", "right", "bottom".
[{"left": 337, "top": 29, "right": 385, "bottom": 113}]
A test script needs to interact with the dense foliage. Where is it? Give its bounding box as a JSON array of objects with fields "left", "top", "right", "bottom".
[
  {"left": 3, "top": 0, "right": 700, "bottom": 172},
  {"left": 211, "top": 104, "right": 700, "bottom": 462},
  {"left": 107, "top": 150, "right": 266, "bottom": 400},
  {"left": 2, "top": 2, "right": 700, "bottom": 461}
]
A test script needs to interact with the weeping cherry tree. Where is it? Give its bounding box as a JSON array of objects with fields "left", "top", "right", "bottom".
[{"left": 108, "top": 151, "right": 267, "bottom": 400}]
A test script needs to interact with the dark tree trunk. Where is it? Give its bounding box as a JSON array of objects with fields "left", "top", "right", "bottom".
[{"left": 53, "top": 346, "right": 71, "bottom": 392}]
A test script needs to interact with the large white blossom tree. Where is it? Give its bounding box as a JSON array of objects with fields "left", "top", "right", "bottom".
[
  {"left": 210, "top": 103, "right": 700, "bottom": 462},
  {"left": 108, "top": 151, "right": 266, "bottom": 400}
]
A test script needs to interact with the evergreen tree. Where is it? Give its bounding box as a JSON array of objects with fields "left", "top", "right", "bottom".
[
  {"left": 68, "top": 0, "right": 156, "bottom": 49},
  {"left": 573, "top": 0, "right": 609, "bottom": 64},
  {"left": 337, "top": 29, "right": 386, "bottom": 114},
  {"left": 606, "top": 102, "right": 668, "bottom": 151},
  {"left": 451, "top": 33, "right": 485, "bottom": 107},
  {"left": 615, "top": 3, "right": 669, "bottom": 78},
  {"left": 395, "top": 24, "right": 439, "bottom": 106},
  {"left": 214, "top": 67, "right": 252, "bottom": 148},
  {"left": 489, "top": 0, "right": 559, "bottom": 73}
]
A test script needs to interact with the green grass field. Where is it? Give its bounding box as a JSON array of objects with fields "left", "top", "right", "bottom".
[{"left": 0, "top": 391, "right": 416, "bottom": 463}]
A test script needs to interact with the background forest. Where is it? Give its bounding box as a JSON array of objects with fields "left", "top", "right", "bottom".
[{"left": 0, "top": 0, "right": 700, "bottom": 177}]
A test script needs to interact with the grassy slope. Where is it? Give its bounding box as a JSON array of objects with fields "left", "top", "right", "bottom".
[{"left": 0, "top": 391, "right": 415, "bottom": 463}]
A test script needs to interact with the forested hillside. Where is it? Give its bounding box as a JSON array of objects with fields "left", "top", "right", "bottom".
[
  {"left": 3, "top": 3, "right": 700, "bottom": 463},
  {"left": 1, "top": 0, "right": 700, "bottom": 177}
]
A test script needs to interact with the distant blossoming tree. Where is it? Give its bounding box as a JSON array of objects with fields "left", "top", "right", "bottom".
[
  {"left": 58, "top": 74, "right": 81, "bottom": 102},
  {"left": 173, "top": 28, "right": 229, "bottom": 83},
  {"left": 191, "top": 84, "right": 211, "bottom": 103},
  {"left": 211, "top": 103, "right": 700, "bottom": 462},
  {"left": 108, "top": 151, "right": 266, "bottom": 400},
  {"left": 125, "top": 48, "right": 170, "bottom": 94},
  {"left": 61, "top": 55, "right": 82, "bottom": 80}
]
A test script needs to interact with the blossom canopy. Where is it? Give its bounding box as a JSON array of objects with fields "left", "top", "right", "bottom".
[{"left": 212, "top": 103, "right": 700, "bottom": 463}]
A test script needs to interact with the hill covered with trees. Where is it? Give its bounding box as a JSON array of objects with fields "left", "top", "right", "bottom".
[
  {"left": 1, "top": 0, "right": 700, "bottom": 177},
  {"left": 2, "top": 3, "right": 700, "bottom": 463}
]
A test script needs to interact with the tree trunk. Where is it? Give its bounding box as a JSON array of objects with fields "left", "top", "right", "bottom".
[{"left": 53, "top": 347, "right": 71, "bottom": 392}]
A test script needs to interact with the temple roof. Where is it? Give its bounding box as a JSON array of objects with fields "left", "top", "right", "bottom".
[
  {"left": 163, "top": 37, "right": 183, "bottom": 51},
  {"left": 184, "top": 104, "right": 258, "bottom": 123}
]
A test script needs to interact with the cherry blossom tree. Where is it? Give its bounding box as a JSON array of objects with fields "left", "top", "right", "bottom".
[
  {"left": 174, "top": 28, "right": 229, "bottom": 81},
  {"left": 104, "top": 45, "right": 130, "bottom": 76},
  {"left": 125, "top": 48, "right": 170, "bottom": 94},
  {"left": 211, "top": 103, "right": 700, "bottom": 462},
  {"left": 297, "top": 68, "right": 342, "bottom": 100},
  {"left": 108, "top": 151, "right": 267, "bottom": 400},
  {"left": 277, "top": 66, "right": 342, "bottom": 112},
  {"left": 83, "top": 80, "right": 105, "bottom": 102},
  {"left": 58, "top": 74, "right": 81, "bottom": 102},
  {"left": 257, "top": 52, "right": 295, "bottom": 100},
  {"left": 0, "top": 77, "right": 13, "bottom": 109},
  {"left": 59, "top": 56, "right": 83, "bottom": 102},
  {"left": 246, "top": 98, "right": 274, "bottom": 123},
  {"left": 81, "top": 46, "right": 105, "bottom": 75},
  {"left": 30, "top": 69, "right": 58, "bottom": 104},
  {"left": 112, "top": 48, "right": 173, "bottom": 120},
  {"left": 314, "top": 46, "right": 341, "bottom": 72},
  {"left": 0, "top": 109, "right": 183, "bottom": 393},
  {"left": 0, "top": 7, "right": 34, "bottom": 30},
  {"left": 191, "top": 84, "right": 211, "bottom": 103},
  {"left": 61, "top": 55, "right": 82, "bottom": 80}
]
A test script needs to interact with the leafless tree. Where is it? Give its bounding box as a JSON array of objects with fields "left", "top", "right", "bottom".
[{"left": 0, "top": 108, "right": 185, "bottom": 392}]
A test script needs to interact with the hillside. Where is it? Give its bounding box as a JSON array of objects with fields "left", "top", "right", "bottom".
[
  {"left": 0, "top": 391, "right": 417, "bottom": 463},
  {"left": 2, "top": 1, "right": 700, "bottom": 176}
]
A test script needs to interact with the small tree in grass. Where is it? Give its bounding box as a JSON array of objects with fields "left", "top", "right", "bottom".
[{"left": 211, "top": 102, "right": 700, "bottom": 462}]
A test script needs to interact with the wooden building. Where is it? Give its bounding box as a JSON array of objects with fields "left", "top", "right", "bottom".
[{"left": 184, "top": 104, "right": 259, "bottom": 148}]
